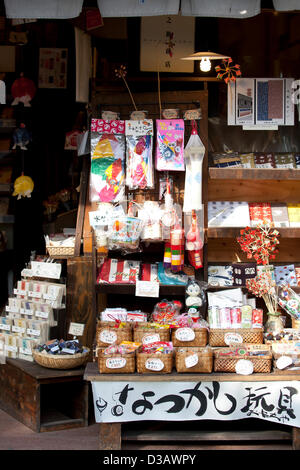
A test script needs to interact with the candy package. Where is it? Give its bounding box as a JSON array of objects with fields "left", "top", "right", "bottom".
[
  {"left": 107, "top": 202, "right": 144, "bottom": 253},
  {"left": 90, "top": 119, "right": 126, "bottom": 203},
  {"left": 97, "top": 258, "right": 141, "bottom": 284},
  {"left": 151, "top": 300, "right": 182, "bottom": 324},
  {"left": 141, "top": 341, "right": 173, "bottom": 354},
  {"left": 155, "top": 119, "right": 185, "bottom": 171},
  {"left": 125, "top": 119, "right": 154, "bottom": 189},
  {"left": 184, "top": 210, "right": 204, "bottom": 270}
]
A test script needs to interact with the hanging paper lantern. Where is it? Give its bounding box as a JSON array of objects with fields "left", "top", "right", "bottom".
[
  {"left": 12, "top": 174, "right": 34, "bottom": 199},
  {"left": 215, "top": 58, "right": 241, "bottom": 84},
  {"left": 11, "top": 74, "right": 36, "bottom": 107}
]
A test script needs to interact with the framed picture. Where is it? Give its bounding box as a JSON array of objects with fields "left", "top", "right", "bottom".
[
  {"left": 140, "top": 15, "right": 195, "bottom": 73},
  {"left": 38, "top": 48, "right": 68, "bottom": 89}
]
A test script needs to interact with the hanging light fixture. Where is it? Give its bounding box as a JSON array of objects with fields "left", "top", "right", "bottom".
[{"left": 181, "top": 51, "right": 230, "bottom": 73}]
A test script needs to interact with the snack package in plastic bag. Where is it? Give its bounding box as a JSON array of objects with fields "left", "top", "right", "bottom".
[
  {"left": 138, "top": 201, "right": 162, "bottom": 242},
  {"left": 155, "top": 119, "right": 185, "bottom": 171},
  {"left": 107, "top": 201, "right": 144, "bottom": 254},
  {"left": 125, "top": 119, "right": 154, "bottom": 189},
  {"left": 90, "top": 119, "right": 126, "bottom": 203}
]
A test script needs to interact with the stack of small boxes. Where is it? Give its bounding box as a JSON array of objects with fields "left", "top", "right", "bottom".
[{"left": 0, "top": 277, "right": 66, "bottom": 362}]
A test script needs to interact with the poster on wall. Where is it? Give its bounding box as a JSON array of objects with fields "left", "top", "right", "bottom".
[
  {"left": 228, "top": 78, "right": 294, "bottom": 128},
  {"left": 38, "top": 48, "right": 68, "bottom": 89},
  {"left": 92, "top": 380, "right": 300, "bottom": 428},
  {"left": 140, "top": 15, "right": 195, "bottom": 73}
]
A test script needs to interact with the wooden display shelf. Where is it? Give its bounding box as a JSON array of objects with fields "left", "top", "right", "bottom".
[
  {"left": 0, "top": 358, "right": 89, "bottom": 432},
  {"left": 209, "top": 167, "right": 300, "bottom": 180},
  {"left": 84, "top": 361, "right": 300, "bottom": 382},
  {"left": 95, "top": 283, "right": 186, "bottom": 296},
  {"left": 207, "top": 227, "right": 300, "bottom": 238}
]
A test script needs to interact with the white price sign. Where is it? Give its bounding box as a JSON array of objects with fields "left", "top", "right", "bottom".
[
  {"left": 185, "top": 354, "right": 199, "bottom": 368},
  {"left": 145, "top": 358, "right": 164, "bottom": 371},
  {"left": 142, "top": 333, "right": 160, "bottom": 345},
  {"left": 106, "top": 357, "right": 127, "bottom": 369},
  {"left": 68, "top": 322, "right": 85, "bottom": 337},
  {"left": 175, "top": 328, "right": 195, "bottom": 342},
  {"left": 99, "top": 329, "right": 117, "bottom": 344},
  {"left": 135, "top": 281, "right": 159, "bottom": 298}
]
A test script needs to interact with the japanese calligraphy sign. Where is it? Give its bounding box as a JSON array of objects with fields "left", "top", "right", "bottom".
[
  {"left": 140, "top": 16, "right": 195, "bottom": 73},
  {"left": 92, "top": 380, "right": 300, "bottom": 428}
]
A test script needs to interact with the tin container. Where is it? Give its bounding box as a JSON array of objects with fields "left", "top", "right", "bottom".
[
  {"left": 219, "top": 307, "right": 231, "bottom": 329},
  {"left": 208, "top": 306, "right": 220, "bottom": 329},
  {"left": 252, "top": 308, "right": 263, "bottom": 328},
  {"left": 241, "top": 305, "right": 253, "bottom": 328},
  {"left": 230, "top": 308, "right": 242, "bottom": 329}
]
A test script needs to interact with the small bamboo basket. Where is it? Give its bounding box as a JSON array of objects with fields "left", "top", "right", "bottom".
[
  {"left": 32, "top": 348, "right": 90, "bottom": 369},
  {"left": 214, "top": 348, "right": 272, "bottom": 373},
  {"left": 209, "top": 328, "right": 263, "bottom": 347},
  {"left": 133, "top": 323, "right": 170, "bottom": 344},
  {"left": 46, "top": 246, "right": 75, "bottom": 257},
  {"left": 172, "top": 327, "right": 208, "bottom": 347},
  {"left": 98, "top": 352, "right": 136, "bottom": 374},
  {"left": 96, "top": 321, "right": 132, "bottom": 347},
  {"left": 175, "top": 347, "right": 213, "bottom": 373},
  {"left": 137, "top": 352, "right": 173, "bottom": 374}
]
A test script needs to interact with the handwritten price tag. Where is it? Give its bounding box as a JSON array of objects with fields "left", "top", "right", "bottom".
[
  {"left": 99, "top": 329, "right": 117, "bottom": 344},
  {"left": 135, "top": 281, "right": 159, "bottom": 298},
  {"left": 142, "top": 333, "right": 160, "bottom": 345},
  {"left": 224, "top": 332, "right": 243, "bottom": 345},
  {"left": 69, "top": 322, "right": 85, "bottom": 337},
  {"left": 145, "top": 358, "right": 164, "bottom": 371},
  {"left": 185, "top": 354, "right": 199, "bottom": 368},
  {"left": 175, "top": 328, "right": 195, "bottom": 342},
  {"left": 106, "top": 357, "right": 127, "bottom": 369},
  {"left": 235, "top": 359, "right": 254, "bottom": 375}
]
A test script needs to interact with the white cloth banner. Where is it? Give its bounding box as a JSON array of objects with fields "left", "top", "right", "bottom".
[
  {"left": 97, "top": 0, "right": 180, "bottom": 17},
  {"left": 181, "top": 0, "right": 261, "bottom": 18},
  {"left": 4, "top": 0, "right": 83, "bottom": 19},
  {"left": 92, "top": 380, "right": 300, "bottom": 427}
]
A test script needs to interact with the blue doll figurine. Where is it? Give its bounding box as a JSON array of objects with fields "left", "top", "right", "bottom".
[{"left": 12, "top": 123, "right": 31, "bottom": 150}]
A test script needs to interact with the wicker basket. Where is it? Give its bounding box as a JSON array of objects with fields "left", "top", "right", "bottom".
[
  {"left": 272, "top": 351, "right": 300, "bottom": 370},
  {"left": 175, "top": 347, "right": 213, "bottom": 373},
  {"left": 172, "top": 327, "right": 207, "bottom": 347},
  {"left": 98, "top": 352, "right": 135, "bottom": 374},
  {"left": 133, "top": 324, "right": 170, "bottom": 344},
  {"left": 137, "top": 352, "right": 173, "bottom": 374},
  {"left": 209, "top": 328, "right": 263, "bottom": 347},
  {"left": 32, "top": 348, "right": 90, "bottom": 370},
  {"left": 46, "top": 246, "right": 75, "bottom": 257},
  {"left": 214, "top": 348, "right": 272, "bottom": 373},
  {"left": 96, "top": 321, "right": 132, "bottom": 347}
]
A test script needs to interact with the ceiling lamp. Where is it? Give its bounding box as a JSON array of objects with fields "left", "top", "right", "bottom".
[{"left": 181, "top": 51, "right": 230, "bottom": 73}]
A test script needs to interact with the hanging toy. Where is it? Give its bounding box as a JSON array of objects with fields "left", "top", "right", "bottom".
[
  {"left": 161, "top": 178, "right": 176, "bottom": 229},
  {"left": 183, "top": 121, "right": 205, "bottom": 213},
  {"left": 12, "top": 123, "right": 31, "bottom": 150},
  {"left": 215, "top": 58, "right": 241, "bottom": 84},
  {"left": 170, "top": 224, "right": 185, "bottom": 272},
  {"left": 11, "top": 73, "right": 36, "bottom": 107},
  {"left": 12, "top": 174, "right": 34, "bottom": 199},
  {"left": 186, "top": 210, "right": 204, "bottom": 269}
]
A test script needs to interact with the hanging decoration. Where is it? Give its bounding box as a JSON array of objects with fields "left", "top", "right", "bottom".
[
  {"left": 12, "top": 122, "right": 31, "bottom": 150},
  {"left": 11, "top": 73, "right": 36, "bottom": 107},
  {"left": 115, "top": 65, "right": 138, "bottom": 111},
  {"left": 183, "top": 121, "right": 205, "bottom": 212},
  {"left": 12, "top": 173, "right": 34, "bottom": 199},
  {"left": 215, "top": 58, "right": 241, "bottom": 84},
  {"left": 125, "top": 119, "right": 154, "bottom": 189}
]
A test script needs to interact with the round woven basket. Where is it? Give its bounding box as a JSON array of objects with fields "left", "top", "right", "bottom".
[{"left": 32, "top": 348, "right": 90, "bottom": 370}]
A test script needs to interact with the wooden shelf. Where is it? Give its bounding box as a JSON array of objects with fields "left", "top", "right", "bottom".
[
  {"left": 207, "top": 227, "right": 300, "bottom": 238},
  {"left": 95, "top": 283, "right": 186, "bottom": 296},
  {"left": 209, "top": 167, "right": 300, "bottom": 180}
]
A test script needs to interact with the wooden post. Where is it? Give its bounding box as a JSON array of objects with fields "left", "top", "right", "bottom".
[
  {"left": 99, "top": 422, "right": 122, "bottom": 450},
  {"left": 292, "top": 427, "right": 300, "bottom": 450}
]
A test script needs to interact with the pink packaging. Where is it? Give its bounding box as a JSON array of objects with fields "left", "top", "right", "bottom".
[
  {"left": 219, "top": 307, "right": 232, "bottom": 329},
  {"left": 230, "top": 308, "right": 242, "bottom": 329},
  {"left": 155, "top": 119, "right": 185, "bottom": 171},
  {"left": 252, "top": 308, "right": 263, "bottom": 328}
]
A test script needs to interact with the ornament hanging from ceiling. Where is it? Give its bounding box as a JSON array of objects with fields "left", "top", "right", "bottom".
[
  {"left": 215, "top": 58, "right": 241, "bottom": 84},
  {"left": 12, "top": 173, "right": 34, "bottom": 199}
]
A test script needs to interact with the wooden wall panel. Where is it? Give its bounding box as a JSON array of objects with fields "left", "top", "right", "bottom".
[
  {"left": 208, "top": 179, "right": 300, "bottom": 203},
  {"left": 208, "top": 238, "right": 300, "bottom": 263}
]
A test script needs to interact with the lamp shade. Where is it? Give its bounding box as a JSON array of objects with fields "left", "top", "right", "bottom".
[{"left": 181, "top": 51, "right": 230, "bottom": 60}]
